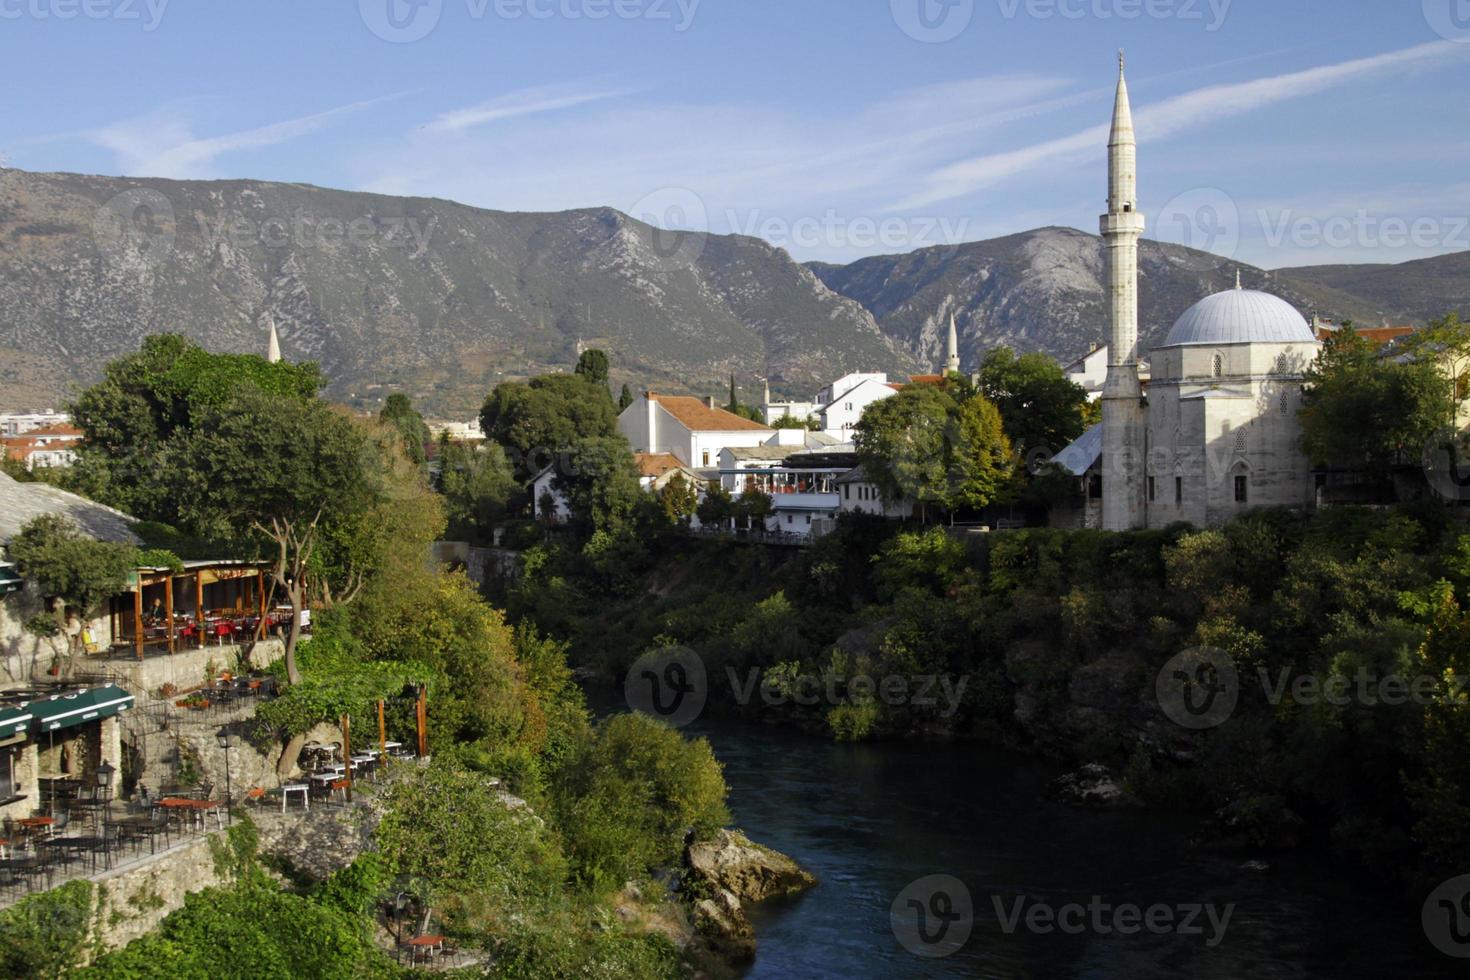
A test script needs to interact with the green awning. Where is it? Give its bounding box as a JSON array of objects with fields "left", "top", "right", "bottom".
[
  {"left": 28, "top": 686, "right": 135, "bottom": 733},
  {"left": 0, "top": 705, "right": 33, "bottom": 739},
  {"left": 0, "top": 564, "right": 21, "bottom": 597}
]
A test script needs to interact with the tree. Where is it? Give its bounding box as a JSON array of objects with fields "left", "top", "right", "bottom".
[
  {"left": 946, "top": 394, "right": 1015, "bottom": 513},
  {"left": 379, "top": 393, "right": 430, "bottom": 468},
  {"left": 659, "top": 473, "right": 699, "bottom": 526},
  {"left": 479, "top": 374, "right": 618, "bottom": 471},
  {"left": 696, "top": 481, "right": 733, "bottom": 528},
  {"left": 734, "top": 489, "right": 774, "bottom": 531},
  {"left": 618, "top": 384, "right": 635, "bottom": 412},
  {"left": 554, "top": 436, "right": 643, "bottom": 535},
  {"left": 68, "top": 333, "right": 323, "bottom": 521},
  {"left": 854, "top": 385, "right": 955, "bottom": 520},
  {"left": 1300, "top": 326, "right": 1450, "bottom": 481},
  {"left": 978, "top": 347, "right": 1090, "bottom": 457},
  {"left": 173, "top": 391, "right": 383, "bottom": 684},
  {"left": 1401, "top": 313, "right": 1470, "bottom": 426},
  {"left": 574, "top": 349, "right": 611, "bottom": 387},
  {"left": 436, "top": 439, "right": 519, "bottom": 542},
  {"left": 771, "top": 413, "right": 819, "bottom": 430},
  {"left": 8, "top": 516, "right": 137, "bottom": 673}
]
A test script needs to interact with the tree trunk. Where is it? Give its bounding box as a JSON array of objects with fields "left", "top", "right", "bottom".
[
  {"left": 277, "top": 731, "right": 308, "bottom": 781},
  {"left": 284, "top": 584, "right": 304, "bottom": 685}
]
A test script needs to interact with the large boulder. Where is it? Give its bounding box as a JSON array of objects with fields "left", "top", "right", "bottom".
[
  {"left": 1047, "top": 763, "right": 1138, "bottom": 809},
  {"left": 686, "top": 829, "right": 817, "bottom": 904}
]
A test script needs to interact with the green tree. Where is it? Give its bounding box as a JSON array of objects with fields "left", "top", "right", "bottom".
[
  {"left": 771, "top": 413, "right": 819, "bottom": 430},
  {"left": 173, "top": 391, "right": 383, "bottom": 684},
  {"left": 575, "top": 349, "right": 611, "bottom": 387},
  {"left": 554, "top": 436, "right": 643, "bottom": 534},
  {"left": 854, "top": 385, "right": 955, "bottom": 520},
  {"left": 946, "top": 394, "right": 1015, "bottom": 513},
  {"left": 734, "top": 489, "right": 774, "bottom": 531},
  {"left": 68, "top": 333, "right": 323, "bottom": 520},
  {"left": 695, "top": 481, "right": 733, "bottom": 528},
  {"left": 379, "top": 392, "right": 430, "bottom": 468},
  {"left": 977, "top": 347, "right": 1090, "bottom": 457},
  {"left": 479, "top": 374, "right": 618, "bottom": 470},
  {"left": 659, "top": 473, "right": 698, "bottom": 526},
  {"left": 437, "top": 439, "right": 520, "bottom": 542},
  {"left": 618, "top": 383, "right": 635, "bottom": 412},
  {"left": 1401, "top": 313, "right": 1470, "bottom": 425},
  {"left": 8, "top": 516, "right": 137, "bottom": 672},
  {"left": 1300, "top": 326, "right": 1450, "bottom": 480}
]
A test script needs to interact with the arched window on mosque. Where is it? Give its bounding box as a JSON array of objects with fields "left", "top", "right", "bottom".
[
  {"left": 1234, "top": 427, "right": 1248, "bottom": 454},
  {"left": 1280, "top": 391, "right": 1289, "bottom": 415},
  {"left": 1212, "top": 353, "right": 1224, "bottom": 378}
]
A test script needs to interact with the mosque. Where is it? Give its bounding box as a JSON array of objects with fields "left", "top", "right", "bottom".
[{"left": 1055, "top": 55, "right": 1322, "bottom": 530}]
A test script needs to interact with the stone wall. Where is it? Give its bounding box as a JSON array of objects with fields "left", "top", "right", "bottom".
[{"left": 91, "top": 835, "right": 227, "bottom": 952}]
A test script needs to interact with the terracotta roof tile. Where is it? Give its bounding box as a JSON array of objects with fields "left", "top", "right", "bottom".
[
  {"left": 648, "top": 394, "right": 772, "bottom": 432},
  {"left": 633, "top": 453, "right": 689, "bottom": 479}
]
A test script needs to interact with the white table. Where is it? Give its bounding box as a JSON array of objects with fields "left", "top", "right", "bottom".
[{"left": 282, "top": 784, "right": 309, "bottom": 812}]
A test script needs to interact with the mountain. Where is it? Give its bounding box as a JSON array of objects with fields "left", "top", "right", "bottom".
[
  {"left": 1274, "top": 251, "right": 1470, "bottom": 327},
  {"left": 807, "top": 227, "right": 1457, "bottom": 370},
  {"left": 0, "top": 169, "right": 914, "bottom": 415}
]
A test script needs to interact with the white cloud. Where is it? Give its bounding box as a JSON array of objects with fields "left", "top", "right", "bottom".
[{"left": 426, "top": 82, "right": 635, "bottom": 135}]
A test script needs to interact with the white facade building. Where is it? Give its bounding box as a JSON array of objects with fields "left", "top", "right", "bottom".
[
  {"left": 816, "top": 375, "right": 899, "bottom": 439},
  {"left": 837, "top": 465, "right": 914, "bottom": 519},
  {"left": 619, "top": 393, "right": 774, "bottom": 469}
]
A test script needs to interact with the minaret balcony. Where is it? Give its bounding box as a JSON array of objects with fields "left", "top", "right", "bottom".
[{"left": 1100, "top": 212, "right": 1146, "bottom": 236}]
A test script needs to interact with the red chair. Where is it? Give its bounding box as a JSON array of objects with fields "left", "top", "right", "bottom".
[{"left": 214, "top": 622, "right": 233, "bottom": 645}]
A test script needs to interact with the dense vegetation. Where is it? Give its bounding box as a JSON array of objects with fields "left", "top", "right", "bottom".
[{"left": 509, "top": 502, "right": 1470, "bottom": 898}]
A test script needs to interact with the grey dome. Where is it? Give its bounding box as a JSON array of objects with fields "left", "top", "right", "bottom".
[{"left": 1162, "top": 289, "right": 1314, "bottom": 347}]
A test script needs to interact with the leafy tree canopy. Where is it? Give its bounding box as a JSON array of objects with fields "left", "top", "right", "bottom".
[
  {"left": 574, "top": 348, "right": 611, "bottom": 387},
  {"left": 379, "top": 392, "right": 430, "bottom": 468},
  {"left": 479, "top": 374, "right": 618, "bottom": 465},
  {"left": 8, "top": 515, "right": 137, "bottom": 619},
  {"left": 977, "top": 346, "right": 1090, "bottom": 457}
]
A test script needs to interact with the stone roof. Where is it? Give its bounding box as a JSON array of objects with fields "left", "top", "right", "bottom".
[
  {"left": 0, "top": 472, "right": 141, "bottom": 546},
  {"left": 1163, "top": 289, "right": 1316, "bottom": 347},
  {"left": 1052, "top": 423, "right": 1102, "bottom": 477}
]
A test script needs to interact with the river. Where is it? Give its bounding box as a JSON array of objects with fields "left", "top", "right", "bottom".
[{"left": 674, "top": 714, "right": 1460, "bottom": 979}]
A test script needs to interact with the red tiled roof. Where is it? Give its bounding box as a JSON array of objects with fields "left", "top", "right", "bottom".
[
  {"left": 1315, "top": 325, "right": 1416, "bottom": 347},
  {"left": 22, "top": 424, "right": 83, "bottom": 439},
  {"left": 634, "top": 453, "right": 689, "bottom": 479},
  {"left": 648, "top": 394, "right": 771, "bottom": 432}
]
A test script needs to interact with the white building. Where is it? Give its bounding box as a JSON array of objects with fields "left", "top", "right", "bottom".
[
  {"left": 0, "top": 412, "right": 70, "bottom": 438},
  {"left": 619, "top": 393, "right": 774, "bottom": 469},
  {"left": 816, "top": 374, "right": 899, "bottom": 439},
  {"left": 1, "top": 423, "right": 83, "bottom": 471},
  {"left": 1058, "top": 56, "right": 1321, "bottom": 530},
  {"left": 837, "top": 465, "right": 914, "bottom": 519}
]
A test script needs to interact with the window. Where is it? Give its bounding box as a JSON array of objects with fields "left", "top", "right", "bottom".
[
  {"left": 843, "top": 486, "right": 850, "bottom": 500},
  {"left": 805, "top": 515, "right": 811, "bottom": 525},
  {"left": 1279, "top": 391, "right": 1289, "bottom": 415},
  {"left": 786, "top": 514, "right": 793, "bottom": 524},
  {"left": 702, "top": 451, "right": 710, "bottom": 466},
  {"left": 1234, "top": 427, "right": 1247, "bottom": 454},
  {"left": 1148, "top": 476, "right": 1156, "bottom": 502},
  {"left": 0, "top": 748, "right": 14, "bottom": 800},
  {"left": 1234, "top": 475, "right": 1249, "bottom": 503},
  {"left": 1213, "top": 353, "right": 1224, "bottom": 378},
  {"left": 1175, "top": 477, "right": 1183, "bottom": 504}
]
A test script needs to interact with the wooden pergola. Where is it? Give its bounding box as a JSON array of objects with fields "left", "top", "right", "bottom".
[{"left": 110, "top": 560, "right": 276, "bottom": 661}]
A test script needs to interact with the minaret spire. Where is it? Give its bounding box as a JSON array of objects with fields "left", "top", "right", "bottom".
[
  {"left": 1100, "top": 53, "right": 1147, "bottom": 532},
  {"left": 266, "top": 318, "right": 282, "bottom": 364},
  {"left": 946, "top": 314, "right": 961, "bottom": 374}
]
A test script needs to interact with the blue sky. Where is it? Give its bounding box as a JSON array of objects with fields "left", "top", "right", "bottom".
[{"left": 4, "top": 0, "right": 1469, "bottom": 268}]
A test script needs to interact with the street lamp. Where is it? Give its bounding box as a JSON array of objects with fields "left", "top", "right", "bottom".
[{"left": 216, "top": 731, "right": 237, "bottom": 824}]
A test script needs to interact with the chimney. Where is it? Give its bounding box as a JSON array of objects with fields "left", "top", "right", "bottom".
[
  {"left": 703, "top": 396, "right": 716, "bottom": 410},
  {"left": 645, "top": 392, "right": 658, "bottom": 453}
]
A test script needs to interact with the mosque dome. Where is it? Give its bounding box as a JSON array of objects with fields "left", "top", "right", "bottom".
[{"left": 1162, "top": 288, "right": 1315, "bottom": 347}]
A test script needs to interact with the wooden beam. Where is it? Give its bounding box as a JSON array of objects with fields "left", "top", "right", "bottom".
[
  {"left": 195, "top": 574, "right": 204, "bottom": 647},
  {"left": 256, "top": 570, "right": 266, "bottom": 641},
  {"left": 132, "top": 587, "right": 144, "bottom": 662},
  {"left": 377, "top": 699, "right": 387, "bottom": 758},
  {"left": 341, "top": 713, "right": 353, "bottom": 802},
  {"left": 165, "top": 575, "right": 175, "bottom": 654},
  {"left": 415, "top": 686, "right": 428, "bottom": 758}
]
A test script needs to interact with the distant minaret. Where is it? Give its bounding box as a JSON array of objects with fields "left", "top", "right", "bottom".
[
  {"left": 266, "top": 319, "right": 283, "bottom": 364},
  {"left": 1100, "top": 51, "right": 1147, "bottom": 532},
  {"left": 762, "top": 378, "right": 771, "bottom": 405},
  {"left": 946, "top": 314, "right": 961, "bottom": 374}
]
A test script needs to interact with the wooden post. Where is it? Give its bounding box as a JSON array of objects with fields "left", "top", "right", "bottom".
[
  {"left": 377, "top": 699, "right": 387, "bottom": 757},
  {"left": 341, "top": 713, "right": 353, "bottom": 802},
  {"left": 415, "top": 686, "right": 428, "bottom": 758},
  {"left": 164, "top": 575, "right": 175, "bottom": 654},
  {"left": 195, "top": 574, "right": 205, "bottom": 647},
  {"left": 256, "top": 569, "right": 267, "bottom": 640},
  {"left": 132, "top": 585, "right": 144, "bottom": 662}
]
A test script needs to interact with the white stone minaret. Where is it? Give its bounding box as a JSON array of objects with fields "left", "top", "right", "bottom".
[
  {"left": 1100, "top": 51, "right": 1147, "bottom": 531},
  {"left": 266, "top": 319, "right": 282, "bottom": 364},
  {"left": 945, "top": 314, "right": 961, "bottom": 374}
]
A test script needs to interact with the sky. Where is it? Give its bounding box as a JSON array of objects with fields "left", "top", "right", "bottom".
[{"left": 3, "top": 0, "right": 1469, "bottom": 268}]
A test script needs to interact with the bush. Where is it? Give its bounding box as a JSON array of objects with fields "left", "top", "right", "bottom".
[{"left": 0, "top": 880, "right": 94, "bottom": 977}]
